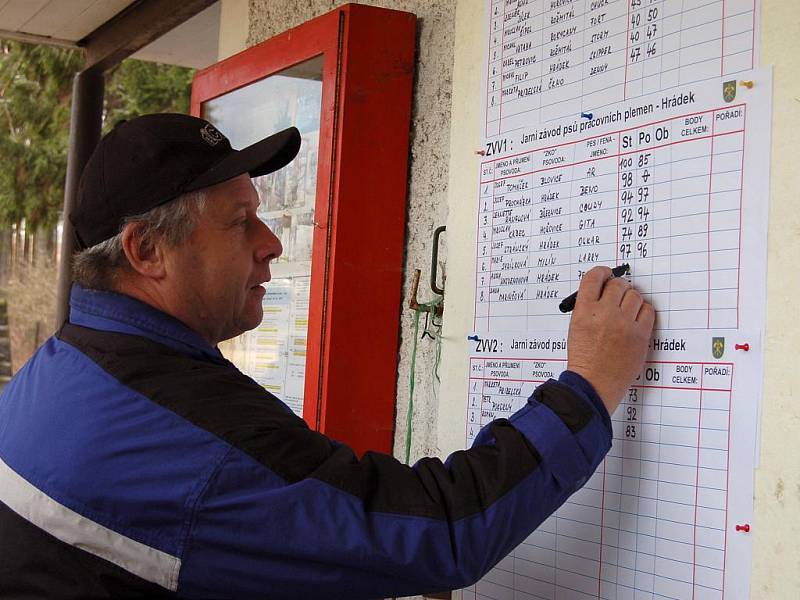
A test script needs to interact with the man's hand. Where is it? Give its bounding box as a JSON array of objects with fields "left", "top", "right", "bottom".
[{"left": 566, "top": 266, "right": 655, "bottom": 416}]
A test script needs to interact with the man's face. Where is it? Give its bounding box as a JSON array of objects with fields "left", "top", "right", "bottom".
[{"left": 164, "top": 174, "right": 282, "bottom": 345}]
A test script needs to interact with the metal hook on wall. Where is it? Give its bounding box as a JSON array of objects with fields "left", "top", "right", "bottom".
[
  {"left": 408, "top": 269, "right": 443, "bottom": 317},
  {"left": 430, "top": 226, "right": 446, "bottom": 295},
  {"left": 408, "top": 226, "right": 446, "bottom": 318}
]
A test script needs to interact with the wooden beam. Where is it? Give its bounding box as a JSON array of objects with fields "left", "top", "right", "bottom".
[{"left": 80, "top": 0, "right": 217, "bottom": 74}]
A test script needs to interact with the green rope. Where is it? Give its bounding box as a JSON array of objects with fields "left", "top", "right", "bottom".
[
  {"left": 405, "top": 309, "right": 422, "bottom": 465},
  {"left": 405, "top": 296, "right": 443, "bottom": 465}
]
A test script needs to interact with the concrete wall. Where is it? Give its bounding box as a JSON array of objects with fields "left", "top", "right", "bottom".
[
  {"left": 750, "top": 3, "right": 800, "bottom": 596},
  {"left": 247, "top": 0, "right": 457, "bottom": 464}
]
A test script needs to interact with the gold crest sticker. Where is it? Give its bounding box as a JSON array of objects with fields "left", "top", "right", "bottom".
[
  {"left": 723, "top": 80, "right": 737, "bottom": 103},
  {"left": 712, "top": 337, "right": 725, "bottom": 359}
]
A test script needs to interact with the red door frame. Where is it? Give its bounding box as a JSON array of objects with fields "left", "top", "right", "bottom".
[{"left": 191, "top": 4, "right": 416, "bottom": 456}]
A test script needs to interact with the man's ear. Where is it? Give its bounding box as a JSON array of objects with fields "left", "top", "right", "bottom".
[{"left": 120, "top": 222, "right": 166, "bottom": 279}]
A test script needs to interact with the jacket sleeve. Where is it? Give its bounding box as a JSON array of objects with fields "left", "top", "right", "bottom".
[{"left": 177, "top": 372, "right": 612, "bottom": 600}]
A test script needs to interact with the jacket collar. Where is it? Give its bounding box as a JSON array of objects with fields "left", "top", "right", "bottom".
[{"left": 68, "top": 284, "right": 226, "bottom": 364}]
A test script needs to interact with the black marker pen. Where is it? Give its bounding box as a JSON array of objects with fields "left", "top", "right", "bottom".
[{"left": 558, "top": 263, "right": 630, "bottom": 313}]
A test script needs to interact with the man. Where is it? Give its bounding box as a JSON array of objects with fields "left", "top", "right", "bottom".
[{"left": 0, "top": 114, "right": 654, "bottom": 599}]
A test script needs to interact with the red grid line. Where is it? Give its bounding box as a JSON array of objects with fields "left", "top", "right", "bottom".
[
  {"left": 624, "top": 0, "right": 632, "bottom": 99},
  {"left": 721, "top": 363, "right": 735, "bottom": 600},
  {"left": 483, "top": 1, "right": 495, "bottom": 139},
  {"left": 720, "top": 0, "right": 726, "bottom": 77},
  {"left": 480, "top": 128, "right": 743, "bottom": 185},
  {"left": 597, "top": 458, "right": 607, "bottom": 599},
  {"left": 474, "top": 108, "right": 747, "bottom": 331},
  {"left": 470, "top": 358, "right": 734, "bottom": 368},
  {"left": 691, "top": 364, "right": 706, "bottom": 598},
  {"left": 466, "top": 357, "right": 734, "bottom": 596},
  {"left": 750, "top": 1, "right": 756, "bottom": 70},
  {"left": 735, "top": 107, "right": 747, "bottom": 329},
  {"left": 479, "top": 104, "right": 746, "bottom": 174},
  {"left": 707, "top": 114, "right": 716, "bottom": 328},
  {"left": 497, "top": 4, "right": 506, "bottom": 133},
  {"left": 483, "top": 1, "right": 757, "bottom": 137}
]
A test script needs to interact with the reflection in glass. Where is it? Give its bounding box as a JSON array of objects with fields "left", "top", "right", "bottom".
[{"left": 202, "top": 56, "right": 323, "bottom": 416}]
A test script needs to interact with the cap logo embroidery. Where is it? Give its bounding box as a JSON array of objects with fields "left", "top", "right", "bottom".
[{"left": 200, "top": 123, "right": 224, "bottom": 146}]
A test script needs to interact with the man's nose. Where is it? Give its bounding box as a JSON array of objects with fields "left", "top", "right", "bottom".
[{"left": 255, "top": 220, "right": 283, "bottom": 262}]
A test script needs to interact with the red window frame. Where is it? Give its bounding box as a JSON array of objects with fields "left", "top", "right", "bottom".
[{"left": 191, "top": 4, "right": 416, "bottom": 456}]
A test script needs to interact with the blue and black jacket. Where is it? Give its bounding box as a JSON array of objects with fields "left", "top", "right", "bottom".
[{"left": 0, "top": 285, "right": 612, "bottom": 599}]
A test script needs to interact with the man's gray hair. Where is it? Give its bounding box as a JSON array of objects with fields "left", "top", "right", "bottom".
[{"left": 72, "top": 190, "right": 207, "bottom": 291}]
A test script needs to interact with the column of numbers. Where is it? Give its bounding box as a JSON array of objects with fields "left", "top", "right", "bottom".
[
  {"left": 467, "top": 359, "right": 485, "bottom": 446},
  {"left": 627, "top": 0, "right": 665, "bottom": 97},
  {"left": 634, "top": 125, "right": 658, "bottom": 296},
  {"left": 487, "top": 0, "right": 505, "bottom": 137},
  {"left": 476, "top": 164, "right": 495, "bottom": 331},
  {"left": 626, "top": 0, "right": 663, "bottom": 97},
  {"left": 610, "top": 384, "right": 647, "bottom": 598},
  {"left": 618, "top": 135, "right": 657, "bottom": 278}
]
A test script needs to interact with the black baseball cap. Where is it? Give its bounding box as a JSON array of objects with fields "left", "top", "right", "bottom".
[{"left": 71, "top": 113, "right": 301, "bottom": 248}]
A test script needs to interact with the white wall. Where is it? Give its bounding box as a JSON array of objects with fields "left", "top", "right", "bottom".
[{"left": 217, "top": 0, "right": 249, "bottom": 60}]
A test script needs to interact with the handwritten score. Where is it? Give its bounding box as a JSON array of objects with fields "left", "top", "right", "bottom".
[
  {"left": 476, "top": 102, "right": 748, "bottom": 332},
  {"left": 465, "top": 331, "right": 760, "bottom": 600},
  {"left": 484, "top": 0, "right": 759, "bottom": 135},
  {"left": 465, "top": 1, "right": 769, "bottom": 598}
]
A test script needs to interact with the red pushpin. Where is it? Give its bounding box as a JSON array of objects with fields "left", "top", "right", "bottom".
[
  {"left": 735, "top": 523, "right": 751, "bottom": 533},
  {"left": 735, "top": 343, "right": 750, "bottom": 351}
]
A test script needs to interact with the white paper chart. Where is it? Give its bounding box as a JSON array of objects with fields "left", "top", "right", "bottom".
[
  {"left": 220, "top": 275, "right": 310, "bottom": 417},
  {"left": 463, "top": 331, "right": 760, "bottom": 600},
  {"left": 465, "top": 0, "right": 771, "bottom": 596},
  {"left": 484, "top": 0, "right": 760, "bottom": 136},
  {"left": 465, "top": 73, "right": 770, "bottom": 599},
  {"left": 475, "top": 73, "right": 770, "bottom": 336}
]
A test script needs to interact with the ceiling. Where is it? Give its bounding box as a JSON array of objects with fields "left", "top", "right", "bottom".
[{"left": 0, "top": 0, "right": 220, "bottom": 68}]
